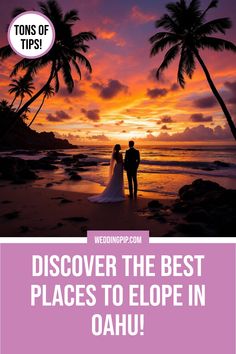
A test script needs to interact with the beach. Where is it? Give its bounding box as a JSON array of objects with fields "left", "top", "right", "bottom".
[
  {"left": 0, "top": 183, "right": 174, "bottom": 237},
  {"left": 0, "top": 145, "right": 235, "bottom": 237}
]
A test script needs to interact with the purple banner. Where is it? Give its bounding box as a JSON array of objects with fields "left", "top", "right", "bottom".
[{"left": 0, "top": 233, "right": 235, "bottom": 354}]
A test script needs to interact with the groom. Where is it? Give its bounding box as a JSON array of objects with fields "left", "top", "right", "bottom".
[{"left": 124, "top": 141, "right": 140, "bottom": 199}]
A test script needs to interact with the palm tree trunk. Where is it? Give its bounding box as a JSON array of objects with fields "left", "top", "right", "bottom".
[
  {"left": 194, "top": 50, "right": 236, "bottom": 141},
  {"left": 28, "top": 94, "right": 46, "bottom": 128},
  {"left": 16, "top": 96, "right": 23, "bottom": 112},
  {"left": 10, "top": 96, "right": 17, "bottom": 108}
]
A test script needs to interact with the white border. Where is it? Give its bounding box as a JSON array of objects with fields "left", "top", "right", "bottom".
[
  {"left": 0, "top": 237, "right": 87, "bottom": 244},
  {"left": 0, "top": 237, "right": 235, "bottom": 244},
  {"left": 149, "top": 237, "right": 236, "bottom": 244}
]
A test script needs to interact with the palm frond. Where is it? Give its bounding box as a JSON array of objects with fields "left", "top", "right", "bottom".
[
  {"left": 75, "top": 52, "right": 92, "bottom": 73},
  {"left": 200, "top": 0, "right": 218, "bottom": 19},
  {"left": 184, "top": 48, "right": 196, "bottom": 78},
  {"left": 155, "top": 14, "right": 179, "bottom": 32},
  {"left": 177, "top": 48, "right": 187, "bottom": 88},
  {"left": 149, "top": 32, "right": 179, "bottom": 43},
  {"left": 156, "top": 44, "right": 180, "bottom": 79},
  {"left": 150, "top": 36, "right": 179, "bottom": 56},
  {"left": 198, "top": 36, "right": 236, "bottom": 51},
  {"left": 38, "top": 1, "right": 50, "bottom": 17},
  {"left": 72, "top": 59, "right": 82, "bottom": 79},
  {"left": 64, "top": 10, "right": 79, "bottom": 23},
  {"left": 10, "top": 58, "right": 31, "bottom": 77},
  {"left": 73, "top": 32, "right": 97, "bottom": 42},
  {"left": 196, "top": 17, "right": 232, "bottom": 36},
  {"left": 54, "top": 70, "right": 60, "bottom": 92},
  {"left": 61, "top": 61, "right": 74, "bottom": 93},
  {"left": 11, "top": 7, "right": 26, "bottom": 18},
  {"left": 0, "top": 45, "right": 14, "bottom": 60}
]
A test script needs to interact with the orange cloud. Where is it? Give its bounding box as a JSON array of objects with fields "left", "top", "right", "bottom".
[
  {"left": 96, "top": 28, "right": 116, "bottom": 40},
  {"left": 130, "top": 6, "right": 156, "bottom": 24}
]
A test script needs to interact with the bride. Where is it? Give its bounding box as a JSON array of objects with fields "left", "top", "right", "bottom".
[{"left": 89, "top": 144, "right": 125, "bottom": 203}]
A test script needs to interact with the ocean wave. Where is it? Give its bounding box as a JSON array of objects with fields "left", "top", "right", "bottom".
[
  {"left": 93, "top": 156, "right": 235, "bottom": 171},
  {"left": 138, "top": 168, "right": 236, "bottom": 179},
  {"left": 140, "top": 159, "right": 235, "bottom": 169}
]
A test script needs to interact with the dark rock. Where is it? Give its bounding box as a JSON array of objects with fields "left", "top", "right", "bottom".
[
  {"left": 176, "top": 223, "right": 209, "bottom": 236},
  {"left": 63, "top": 216, "right": 88, "bottom": 223},
  {"left": 46, "top": 183, "right": 53, "bottom": 187},
  {"left": 0, "top": 157, "right": 38, "bottom": 182},
  {"left": 214, "top": 160, "right": 230, "bottom": 168},
  {"left": 179, "top": 179, "right": 224, "bottom": 201},
  {"left": 148, "top": 200, "right": 163, "bottom": 209},
  {"left": 2, "top": 211, "right": 20, "bottom": 220},
  {"left": 69, "top": 173, "right": 82, "bottom": 181},
  {"left": 192, "top": 178, "right": 224, "bottom": 193},
  {"left": 73, "top": 153, "right": 88, "bottom": 159},
  {"left": 185, "top": 208, "right": 210, "bottom": 223},
  {"left": 47, "top": 151, "right": 70, "bottom": 157},
  {"left": 178, "top": 185, "right": 196, "bottom": 200},
  {"left": 74, "top": 167, "right": 89, "bottom": 172},
  {"left": 0, "top": 109, "right": 77, "bottom": 150},
  {"left": 76, "top": 161, "right": 98, "bottom": 167},
  {"left": 11, "top": 150, "right": 39, "bottom": 156},
  {"left": 28, "top": 159, "right": 58, "bottom": 171},
  {"left": 66, "top": 167, "right": 89, "bottom": 174},
  {"left": 61, "top": 157, "right": 74, "bottom": 166},
  {"left": 17, "top": 168, "right": 37, "bottom": 180},
  {"left": 12, "top": 178, "right": 27, "bottom": 185},
  {"left": 171, "top": 201, "right": 189, "bottom": 213},
  {"left": 51, "top": 196, "right": 65, "bottom": 200},
  {"left": 60, "top": 198, "right": 73, "bottom": 204},
  {"left": 20, "top": 225, "right": 29, "bottom": 233},
  {"left": 1, "top": 200, "right": 12, "bottom": 204},
  {"left": 149, "top": 214, "right": 167, "bottom": 223}
]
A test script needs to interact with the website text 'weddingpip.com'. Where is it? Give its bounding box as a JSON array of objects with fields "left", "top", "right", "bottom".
[{"left": 94, "top": 235, "right": 142, "bottom": 244}]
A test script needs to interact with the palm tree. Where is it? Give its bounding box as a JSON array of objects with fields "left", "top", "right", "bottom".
[
  {"left": 149, "top": 0, "right": 236, "bottom": 140},
  {"left": 0, "top": 0, "right": 96, "bottom": 119},
  {"left": 0, "top": 100, "right": 11, "bottom": 112},
  {"left": 8, "top": 77, "right": 35, "bottom": 111},
  {"left": 28, "top": 85, "right": 54, "bottom": 127}
]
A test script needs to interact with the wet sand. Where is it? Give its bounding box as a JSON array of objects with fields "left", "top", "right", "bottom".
[{"left": 0, "top": 183, "right": 175, "bottom": 237}]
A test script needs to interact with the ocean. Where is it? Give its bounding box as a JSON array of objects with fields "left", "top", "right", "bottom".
[{"left": 2, "top": 144, "right": 236, "bottom": 198}]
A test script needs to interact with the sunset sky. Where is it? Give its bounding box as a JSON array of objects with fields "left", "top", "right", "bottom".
[{"left": 1, "top": 0, "right": 236, "bottom": 144}]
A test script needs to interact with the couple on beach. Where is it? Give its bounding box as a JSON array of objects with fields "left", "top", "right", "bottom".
[{"left": 89, "top": 141, "right": 140, "bottom": 203}]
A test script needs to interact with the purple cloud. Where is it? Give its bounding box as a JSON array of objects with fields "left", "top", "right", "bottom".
[
  {"left": 152, "top": 124, "right": 232, "bottom": 141},
  {"left": 92, "top": 79, "right": 128, "bottom": 99},
  {"left": 147, "top": 88, "right": 167, "bottom": 99},
  {"left": 161, "top": 125, "right": 171, "bottom": 130},
  {"left": 190, "top": 113, "right": 213, "bottom": 123},
  {"left": 46, "top": 110, "right": 71, "bottom": 122},
  {"left": 194, "top": 96, "right": 218, "bottom": 108},
  {"left": 224, "top": 81, "right": 236, "bottom": 106},
  {"left": 159, "top": 116, "right": 175, "bottom": 124},
  {"left": 81, "top": 108, "right": 100, "bottom": 122},
  {"left": 88, "top": 134, "right": 110, "bottom": 141},
  {"left": 59, "top": 80, "right": 86, "bottom": 98}
]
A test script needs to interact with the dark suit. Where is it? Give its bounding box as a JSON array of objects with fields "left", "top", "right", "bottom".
[{"left": 124, "top": 147, "right": 140, "bottom": 198}]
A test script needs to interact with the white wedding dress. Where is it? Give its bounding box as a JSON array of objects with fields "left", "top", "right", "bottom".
[{"left": 89, "top": 152, "right": 125, "bottom": 203}]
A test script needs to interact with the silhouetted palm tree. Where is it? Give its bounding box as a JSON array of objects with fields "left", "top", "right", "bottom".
[
  {"left": 0, "top": 100, "right": 11, "bottom": 113},
  {"left": 28, "top": 85, "right": 54, "bottom": 127},
  {"left": 0, "top": 0, "right": 96, "bottom": 119},
  {"left": 149, "top": 0, "right": 236, "bottom": 140},
  {"left": 9, "top": 77, "right": 34, "bottom": 111}
]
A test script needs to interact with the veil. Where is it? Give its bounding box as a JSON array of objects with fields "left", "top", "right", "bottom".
[{"left": 108, "top": 148, "right": 116, "bottom": 181}]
